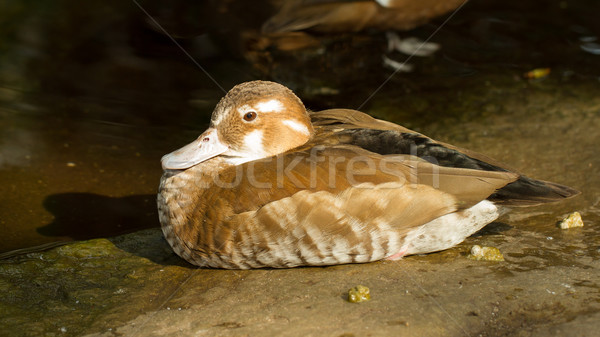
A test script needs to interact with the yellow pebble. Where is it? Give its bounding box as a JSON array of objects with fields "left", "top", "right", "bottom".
[
  {"left": 559, "top": 212, "right": 584, "bottom": 229},
  {"left": 468, "top": 245, "right": 504, "bottom": 261},
  {"left": 348, "top": 285, "right": 371, "bottom": 303},
  {"left": 524, "top": 68, "right": 551, "bottom": 79}
]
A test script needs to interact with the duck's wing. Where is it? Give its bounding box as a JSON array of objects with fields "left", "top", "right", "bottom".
[
  {"left": 310, "top": 109, "right": 580, "bottom": 206},
  {"left": 203, "top": 146, "right": 516, "bottom": 215},
  {"left": 182, "top": 146, "right": 515, "bottom": 268}
]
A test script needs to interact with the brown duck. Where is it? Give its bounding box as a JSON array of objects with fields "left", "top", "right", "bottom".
[
  {"left": 262, "top": 0, "right": 467, "bottom": 34},
  {"left": 158, "top": 81, "right": 579, "bottom": 269}
]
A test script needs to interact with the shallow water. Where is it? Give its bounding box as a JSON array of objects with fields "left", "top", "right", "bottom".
[
  {"left": 1, "top": 1, "right": 598, "bottom": 256},
  {"left": 0, "top": 1, "right": 228, "bottom": 253}
]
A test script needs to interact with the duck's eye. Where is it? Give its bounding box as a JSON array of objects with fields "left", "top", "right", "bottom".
[{"left": 243, "top": 111, "right": 257, "bottom": 122}]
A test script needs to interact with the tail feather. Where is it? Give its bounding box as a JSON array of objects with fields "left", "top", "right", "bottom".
[{"left": 490, "top": 176, "right": 580, "bottom": 207}]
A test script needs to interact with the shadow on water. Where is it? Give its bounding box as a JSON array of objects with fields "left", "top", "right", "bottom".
[
  {"left": 38, "top": 193, "right": 159, "bottom": 239},
  {"left": 0, "top": 192, "right": 196, "bottom": 267},
  {"left": 0, "top": 193, "right": 161, "bottom": 260},
  {"left": 471, "top": 221, "right": 513, "bottom": 237}
]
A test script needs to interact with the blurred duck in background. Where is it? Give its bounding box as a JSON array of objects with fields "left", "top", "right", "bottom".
[
  {"left": 263, "top": 0, "right": 466, "bottom": 34},
  {"left": 261, "top": 0, "right": 467, "bottom": 70}
]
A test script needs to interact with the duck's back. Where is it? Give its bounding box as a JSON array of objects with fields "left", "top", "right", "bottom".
[{"left": 310, "top": 109, "right": 580, "bottom": 206}]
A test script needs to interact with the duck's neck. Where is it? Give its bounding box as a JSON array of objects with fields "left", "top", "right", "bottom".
[
  {"left": 158, "top": 157, "right": 236, "bottom": 263},
  {"left": 159, "top": 157, "right": 230, "bottom": 204}
]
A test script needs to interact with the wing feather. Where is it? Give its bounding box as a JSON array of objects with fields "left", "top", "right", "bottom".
[{"left": 310, "top": 109, "right": 579, "bottom": 205}]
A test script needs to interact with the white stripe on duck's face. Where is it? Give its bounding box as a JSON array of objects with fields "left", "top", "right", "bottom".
[
  {"left": 282, "top": 119, "right": 311, "bottom": 136},
  {"left": 223, "top": 130, "right": 267, "bottom": 165},
  {"left": 235, "top": 99, "right": 283, "bottom": 121},
  {"left": 255, "top": 99, "right": 284, "bottom": 113}
]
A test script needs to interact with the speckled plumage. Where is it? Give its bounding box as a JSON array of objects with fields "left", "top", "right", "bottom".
[{"left": 157, "top": 81, "right": 579, "bottom": 269}]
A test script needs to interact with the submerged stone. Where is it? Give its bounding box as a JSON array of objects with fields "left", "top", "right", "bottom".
[
  {"left": 558, "top": 212, "right": 584, "bottom": 229},
  {"left": 468, "top": 245, "right": 505, "bottom": 262}
]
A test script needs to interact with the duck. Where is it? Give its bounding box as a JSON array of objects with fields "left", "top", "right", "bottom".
[
  {"left": 260, "top": 0, "right": 467, "bottom": 68},
  {"left": 262, "top": 0, "right": 466, "bottom": 34},
  {"left": 158, "top": 80, "right": 579, "bottom": 269}
]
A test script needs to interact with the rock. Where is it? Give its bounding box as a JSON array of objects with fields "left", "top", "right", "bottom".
[
  {"left": 558, "top": 212, "right": 584, "bottom": 229},
  {"left": 468, "top": 245, "right": 505, "bottom": 261},
  {"left": 348, "top": 285, "right": 371, "bottom": 303}
]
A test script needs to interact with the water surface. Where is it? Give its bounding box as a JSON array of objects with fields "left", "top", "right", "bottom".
[{"left": 0, "top": 1, "right": 598, "bottom": 256}]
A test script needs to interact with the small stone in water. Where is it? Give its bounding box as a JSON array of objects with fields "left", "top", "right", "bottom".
[
  {"left": 558, "top": 212, "right": 584, "bottom": 229},
  {"left": 524, "top": 68, "right": 550, "bottom": 79},
  {"left": 468, "top": 245, "right": 504, "bottom": 262},
  {"left": 348, "top": 285, "right": 371, "bottom": 303}
]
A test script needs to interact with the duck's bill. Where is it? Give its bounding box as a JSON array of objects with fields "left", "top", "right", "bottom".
[{"left": 161, "top": 128, "right": 228, "bottom": 170}]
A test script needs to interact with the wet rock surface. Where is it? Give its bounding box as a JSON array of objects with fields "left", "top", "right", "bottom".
[{"left": 1, "top": 0, "right": 599, "bottom": 336}]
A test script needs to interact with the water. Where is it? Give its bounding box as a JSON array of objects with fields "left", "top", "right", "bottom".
[
  {"left": 0, "top": 1, "right": 598, "bottom": 258},
  {"left": 0, "top": 1, "right": 227, "bottom": 253}
]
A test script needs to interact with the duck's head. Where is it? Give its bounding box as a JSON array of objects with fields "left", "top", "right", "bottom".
[{"left": 162, "top": 81, "right": 314, "bottom": 170}]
